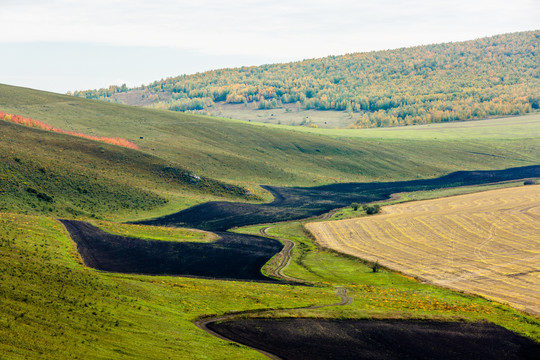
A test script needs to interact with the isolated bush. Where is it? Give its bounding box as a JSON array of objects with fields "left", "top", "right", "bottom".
[
  {"left": 524, "top": 180, "right": 536, "bottom": 185},
  {"left": 372, "top": 260, "right": 380, "bottom": 273},
  {"left": 37, "top": 192, "right": 53, "bottom": 202},
  {"left": 351, "top": 202, "right": 360, "bottom": 211},
  {"left": 363, "top": 204, "right": 380, "bottom": 215},
  {"left": 26, "top": 187, "right": 53, "bottom": 202}
]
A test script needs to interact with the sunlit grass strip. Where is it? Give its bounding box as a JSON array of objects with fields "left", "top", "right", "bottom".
[
  {"left": 235, "top": 221, "right": 540, "bottom": 341},
  {"left": 91, "top": 220, "right": 218, "bottom": 243},
  {"left": 0, "top": 111, "right": 138, "bottom": 149}
]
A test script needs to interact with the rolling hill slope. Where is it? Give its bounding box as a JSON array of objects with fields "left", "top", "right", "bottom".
[
  {"left": 0, "top": 119, "right": 253, "bottom": 221},
  {"left": 75, "top": 30, "right": 540, "bottom": 128},
  {"left": 2, "top": 84, "right": 540, "bottom": 194},
  {"left": 1, "top": 83, "right": 540, "bottom": 359}
]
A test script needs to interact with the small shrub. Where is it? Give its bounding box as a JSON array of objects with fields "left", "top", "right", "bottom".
[
  {"left": 372, "top": 260, "right": 380, "bottom": 273},
  {"left": 37, "top": 192, "right": 53, "bottom": 202},
  {"left": 351, "top": 202, "right": 359, "bottom": 211},
  {"left": 363, "top": 204, "right": 380, "bottom": 215},
  {"left": 524, "top": 180, "right": 536, "bottom": 185},
  {"left": 27, "top": 187, "right": 53, "bottom": 202}
]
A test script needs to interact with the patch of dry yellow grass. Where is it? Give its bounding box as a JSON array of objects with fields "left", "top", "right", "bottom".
[{"left": 306, "top": 185, "right": 540, "bottom": 315}]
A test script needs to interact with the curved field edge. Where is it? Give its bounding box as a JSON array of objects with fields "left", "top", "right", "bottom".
[
  {"left": 234, "top": 219, "right": 540, "bottom": 342},
  {"left": 60, "top": 220, "right": 284, "bottom": 281},
  {"left": 327, "top": 178, "right": 540, "bottom": 222},
  {"left": 90, "top": 220, "right": 218, "bottom": 243},
  {"left": 305, "top": 185, "right": 540, "bottom": 316},
  {"left": 208, "top": 319, "right": 540, "bottom": 360},
  {"left": 0, "top": 212, "right": 340, "bottom": 359}
]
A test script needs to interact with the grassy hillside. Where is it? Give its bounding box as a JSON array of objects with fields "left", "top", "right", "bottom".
[
  {"left": 2, "top": 84, "right": 540, "bottom": 192},
  {"left": 1, "top": 211, "right": 538, "bottom": 359},
  {"left": 0, "top": 119, "right": 254, "bottom": 221},
  {"left": 75, "top": 30, "right": 539, "bottom": 128},
  {"left": 0, "top": 213, "right": 336, "bottom": 359},
  {"left": 1, "top": 84, "right": 539, "bottom": 359}
]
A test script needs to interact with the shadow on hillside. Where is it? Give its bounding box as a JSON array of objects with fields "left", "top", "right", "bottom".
[{"left": 138, "top": 165, "right": 540, "bottom": 231}]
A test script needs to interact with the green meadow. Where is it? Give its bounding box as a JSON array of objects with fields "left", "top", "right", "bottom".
[
  {"left": 1, "top": 84, "right": 539, "bottom": 190},
  {"left": 275, "top": 113, "right": 540, "bottom": 140},
  {"left": 90, "top": 221, "right": 217, "bottom": 243},
  {"left": 0, "top": 213, "right": 337, "bottom": 359},
  {"left": 0, "top": 83, "right": 539, "bottom": 358},
  {"left": 235, "top": 219, "right": 540, "bottom": 341}
]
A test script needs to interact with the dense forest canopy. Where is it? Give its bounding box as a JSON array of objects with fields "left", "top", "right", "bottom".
[{"left": 74, "top": 30, "right": 539, "bottom": 128}]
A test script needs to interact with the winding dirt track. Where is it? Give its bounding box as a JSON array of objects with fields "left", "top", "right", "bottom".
[
  {"left": 259, "top": 227, "right": 306, "bottom": 284},
  {"left": 194, "top": 286, "right": 353, "bottom": 360},
  {"left": 194, "top": 225, "right": 352, "bottom": 359}
]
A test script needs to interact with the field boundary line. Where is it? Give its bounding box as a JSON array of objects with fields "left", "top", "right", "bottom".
[{"left": 194, "top": 286, "right": 353, "bottom": 360}]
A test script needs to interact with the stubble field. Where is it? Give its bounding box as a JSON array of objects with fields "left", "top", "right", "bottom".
[{"left": 306, "top": 185, "right": 540, "bottom": 315}]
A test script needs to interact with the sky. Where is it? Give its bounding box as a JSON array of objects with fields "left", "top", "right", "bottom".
[{"left": 1, "top": 0, "right": 538, "bottom": 93}]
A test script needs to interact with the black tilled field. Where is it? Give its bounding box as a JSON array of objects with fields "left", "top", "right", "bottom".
[
  {"left": 208, "top": 318, "right": 540, "bottom": 360},
  {"left": 60, "top": 165, "right": 540, "bottom": 282},
  {"left": 138, "top": 165, "right": 540, "bottom": 231},
  {"left": 60, "top": 220, "right": 283, "bottom": 281}
]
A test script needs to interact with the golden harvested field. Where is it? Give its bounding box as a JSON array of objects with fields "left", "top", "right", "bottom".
[{"left": 306, "top": 185, "right": 540, "bottom": 315}]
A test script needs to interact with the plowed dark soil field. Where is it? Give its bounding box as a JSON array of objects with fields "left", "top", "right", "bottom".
[
  {"left": 209, "top": 318, "right": 540, "bottom": 360},
  {"left": 60, "top": 220, "right": 282, "bottom": 281},
  {"left": 58, "top": 165, "right": 540, "bottom": 357},
  {"left": 138, "top": 165, "right": 540, "bottom": 231},
  {"left": 62, "top": 165, "right": 540, "bottom": 281}
]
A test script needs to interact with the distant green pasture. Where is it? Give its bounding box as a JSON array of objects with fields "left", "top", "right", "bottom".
[{"left": 265, "top": 113, "right": 540, "bottom": 140}]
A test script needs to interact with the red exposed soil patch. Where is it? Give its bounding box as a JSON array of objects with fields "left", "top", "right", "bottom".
[
  {"left": 0, "top": 111, "right": 138, "bottom": 149},
  {"left": 208, "top": 318, "right": 540, "bottom": 360}
]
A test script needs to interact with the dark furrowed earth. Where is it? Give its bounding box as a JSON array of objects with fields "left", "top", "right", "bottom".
[
  {"left": 137, "top": 165, "right": 540, "bottom": 231},
  {"left": 58, "top": 165, "right": 540, "bottom": 357},
  {"left": 61, "top": 165, "right": 540, "bottom": 280},
  {"left": 60, "top": 220, "right": 283, "bottom": 281},
  {"left": 208, "top": 318, "right": 540, "bottom": 360}
]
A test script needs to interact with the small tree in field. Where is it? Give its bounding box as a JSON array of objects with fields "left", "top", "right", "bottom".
[
  {"left": 351, "top": 202, "right": 360, "bottom": 211},
  {"left": 363, "top": 204, "right": 380, "bottom": 215}
]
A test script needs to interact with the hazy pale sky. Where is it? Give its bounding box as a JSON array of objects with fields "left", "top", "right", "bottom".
[{"left": 1, "top": 0, "right": 538, "bottom": 93}]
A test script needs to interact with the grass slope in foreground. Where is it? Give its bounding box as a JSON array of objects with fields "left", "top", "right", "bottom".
[
  {"left": 1, "top": 84, "right": 540, "bottom": 188},
  {"left": 0, "top": 213, "right": 337, "bottom": 359},
  {"left": 2, "top": 207, "right": 539, "bottom": 359}
]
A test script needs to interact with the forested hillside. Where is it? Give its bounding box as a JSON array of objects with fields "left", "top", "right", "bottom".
[{"left": 74, "top": 31, "right": 539, "bottom": 127}]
